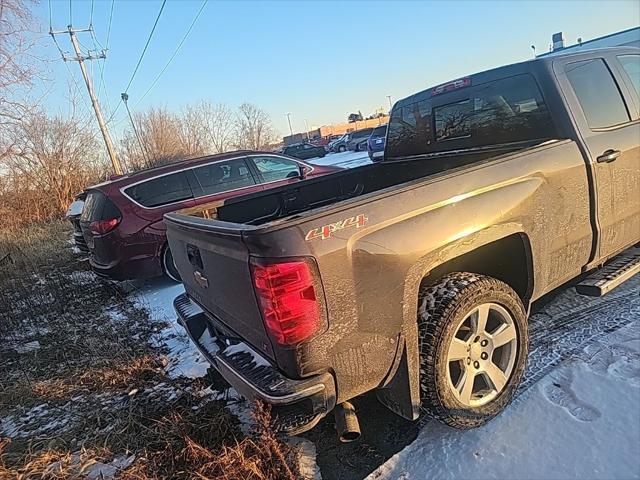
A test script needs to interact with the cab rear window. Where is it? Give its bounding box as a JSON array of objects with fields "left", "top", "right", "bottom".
[{"left": 387, "top": 74, "right": 558, "bottom": 159}]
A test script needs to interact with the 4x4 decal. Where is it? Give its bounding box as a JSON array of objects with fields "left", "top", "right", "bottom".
[{"left": 305, "top": 214, "right": 368, "bottom": 241}]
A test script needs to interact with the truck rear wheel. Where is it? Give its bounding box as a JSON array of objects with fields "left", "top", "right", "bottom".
[{"left": 417, "top": 272, "right": 528, "bottom": 429}]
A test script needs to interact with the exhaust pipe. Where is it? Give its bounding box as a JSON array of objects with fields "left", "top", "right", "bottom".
[{"left": 334, "top": 401, "right": 361, "bottom": 442}]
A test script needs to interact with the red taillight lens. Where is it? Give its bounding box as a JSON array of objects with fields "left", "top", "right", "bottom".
[
  {"left": 251, "top": 259, "right": 322, "bottom": 346},
  {"left": 90, "top": 217, "right": 120, "bottom": 235}
]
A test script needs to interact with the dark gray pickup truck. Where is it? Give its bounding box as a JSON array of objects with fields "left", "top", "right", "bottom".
[{"left": 166, "top": 48, "right": 640, "bottom": 441}]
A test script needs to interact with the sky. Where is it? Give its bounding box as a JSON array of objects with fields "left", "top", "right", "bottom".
[{"left": 36, "top": 0, "right": 640, "bottom": 138}]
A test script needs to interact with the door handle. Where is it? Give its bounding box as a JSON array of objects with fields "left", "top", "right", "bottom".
[{"left": 596, "top": 149, "right": 621, "bottom": 163}]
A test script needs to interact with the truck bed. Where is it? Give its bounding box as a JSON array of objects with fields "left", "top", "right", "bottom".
[{"left": 175, "top": 145, "right": 528, "bottom": 227}]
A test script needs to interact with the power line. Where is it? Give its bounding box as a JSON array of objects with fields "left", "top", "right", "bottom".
[
  {"left": 97, "top": 0, "right": 115, "bottom": 114},
  {"left": 105, "top": 0, "right": 115, "bottom": 49},
  {"left": 123, "top": 0, "right": 167, "bottom": 93},
  {"left": 106, "top": 0, "right": 167, "bottom": 124},
  {"left": 133, "top": 0, "right": 208, "bottom": 109}
]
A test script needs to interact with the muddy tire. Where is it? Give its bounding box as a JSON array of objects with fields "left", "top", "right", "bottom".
[
  {"left": 162, "top": 245, "right": 182, "bottom": 282},
  {"left": 417, "top": 272, "right": 528, "bottom": 429}
]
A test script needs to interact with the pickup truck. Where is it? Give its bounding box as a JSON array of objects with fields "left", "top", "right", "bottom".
[{"left": 165, "top": 47, "right": 640, "bottom": 441}]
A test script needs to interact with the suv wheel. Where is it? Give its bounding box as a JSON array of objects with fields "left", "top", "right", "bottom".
[
  {"left": 338, "top": 145, "right": 346, "bottom": 153},
  {"left": 162, "top": 245, "right": 182, "bottom": 282},
  {"left": 417, "top": 272, "right": 528, "bottom": 429}
]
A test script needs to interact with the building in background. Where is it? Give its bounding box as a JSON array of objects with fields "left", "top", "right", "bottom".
[
  {"left": 283, "top": 115, "right": 389, "bottom": 146},
  {"left": 538, "top": 26, "right": 639, "bottom": 57}
]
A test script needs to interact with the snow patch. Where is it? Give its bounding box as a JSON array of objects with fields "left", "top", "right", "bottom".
[
  {"left": 367, "top": 320, "right": 640, "bottom": 480},
  {"left": 14, "top": 340, "right": 40, "bottom": 353},
  {"left": 223, "top": 342, "right": 271, "bottom": 367}
]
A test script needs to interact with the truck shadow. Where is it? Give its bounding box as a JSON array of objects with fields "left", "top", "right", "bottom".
[{"left": 302, "top": 392, "right": 418, "bottom": 480}]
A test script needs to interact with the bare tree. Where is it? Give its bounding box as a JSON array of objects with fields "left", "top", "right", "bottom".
[
  {"left": 180, "top": 102, "right": 209, "bottom": 156},
  {"left": 1, "top": 109, "right": 108, "bottom": 225},
  {"left": 120, "top": 107, "right": 193, "bottom": 171},
  {"left": 234, "top": 103, "right": 277, "bottom": 151},
  {"left": 180, "top": 101, "right": 237, "bottom": 154},
  {"left": 196, "top": 101, "right": 234, "bottom": 154},
  {"left": 0, "top": 0, "right": 38, "bottom": 162}
]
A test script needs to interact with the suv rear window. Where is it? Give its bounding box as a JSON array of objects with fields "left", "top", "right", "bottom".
[
  {"left": 124, "top": 171, "right": 193, "bottom": 208},
  {"left": 371, "top": 125, "right": 387, "bottom": 136},
  {"left": 80, "top": 190, "right": 121, "bottom": 221},
  {"left": 387, "top": 74, "right": 557, "bottom": 158}
]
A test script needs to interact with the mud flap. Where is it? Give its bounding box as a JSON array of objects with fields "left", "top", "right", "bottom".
[{"left": 376, "top": 338, "right": 421, "bottom": 421}]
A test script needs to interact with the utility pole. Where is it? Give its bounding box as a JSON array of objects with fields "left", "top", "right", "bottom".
[
  {"left": 304, "top": 119, "right": 310, "bottom": 141},
  {"left": 121, "top": 93, "right": 149, "bottom": 168},
  {"left": 285, "top": 113, "right": 293, "bottom": 136},
  {"left": 386, "top": 95, "right": 393, "bottom": 110},
  {"left": 51, "top": 25, "right": 123, "bottom": 175}
]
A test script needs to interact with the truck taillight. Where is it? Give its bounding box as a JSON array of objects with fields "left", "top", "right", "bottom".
[
  {"left": 90, "top": 217, "right": 120, "bottom": 235},
  {"left": 250, "top": 258, "right": 323, "bottom": 346}
]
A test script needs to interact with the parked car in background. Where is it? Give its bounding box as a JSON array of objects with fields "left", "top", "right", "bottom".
[
  {"left": 367, "top": 124, "right": 387, "bottom": 161},
  {"left": 66, "top": 191, "right": 89, "bottom": 253},
  {"left": 309, "top": 136, "right": 330, "bottom": 148},
  {"left": 283, "top": 143, "right": 327, "bottom": 160},
  {"left": 346, "top": 128, "right": 374, "bottom": 151},
  {"left": 79, "top": 151, "right": 341, "bottom": 282},
  {"left": 328, "top": 134, "right": 349, "bottom": 153}
]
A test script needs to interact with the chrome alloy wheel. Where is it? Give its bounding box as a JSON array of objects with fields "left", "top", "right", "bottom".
[{"left": 446, "top": 303, "right": 518, "bottom": 407}]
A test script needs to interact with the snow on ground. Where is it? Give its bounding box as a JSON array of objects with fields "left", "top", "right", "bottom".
[
  {"left": 309, "top": 150, "right": 372, "bottom": 169},
  {"left": 368, "top": 281, "right": 640, "bottom": 480},
  {"left": 130, "top": 279, "right": 212, "bottom": 380},
  {"left": 131, "top": 277, "right": 321, "bottom": 478}
]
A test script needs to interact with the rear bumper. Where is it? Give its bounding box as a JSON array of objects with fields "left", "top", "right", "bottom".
[
  {"left": 89, "top": 252, "right": 162, "bottom": 281},
  {"left": 174, "top": 292, "right": 336, "bottom": 435},
  {"left": 369, "top": 150, "right": 384, "bottom": 161},
  {"left": 73, "top": 232, "right": 90, "bottom": 253}
]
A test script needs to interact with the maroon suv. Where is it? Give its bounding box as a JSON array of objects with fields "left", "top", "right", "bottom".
[{"left": 79, "top": 151, "right": 340, "bottom": 281}]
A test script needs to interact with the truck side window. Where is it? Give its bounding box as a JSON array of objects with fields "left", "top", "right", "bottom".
[
  {"left": 618, "top": 55, "right": 640, "bottom": 97},
  {"left": 565, "top": 59, "right": 630, "bottom": 129}
]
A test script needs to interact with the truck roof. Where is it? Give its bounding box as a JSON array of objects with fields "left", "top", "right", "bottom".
[{"left": 395, "top": 46, "right": 639, "bottom": 109}]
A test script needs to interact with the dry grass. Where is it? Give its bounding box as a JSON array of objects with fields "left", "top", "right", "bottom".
[{"left": 0, "top": 221, "right": 302, "bottom": 479}]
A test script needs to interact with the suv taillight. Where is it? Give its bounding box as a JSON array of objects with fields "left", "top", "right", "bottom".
[
  {"left": 250, "top": 258, "right": 323, "bottom": 346},
  {"left": 90, "top": 217, "right": 120, "bottom": 235}
]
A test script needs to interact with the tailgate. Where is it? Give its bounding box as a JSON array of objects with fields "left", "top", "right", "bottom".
[{"left": 165, "top": 215, "right": 275, "bottom": 360}]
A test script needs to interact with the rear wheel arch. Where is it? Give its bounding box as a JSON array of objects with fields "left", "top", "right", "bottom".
[{"left": 419, "top": 232, "right": 534, "bottom": 307}]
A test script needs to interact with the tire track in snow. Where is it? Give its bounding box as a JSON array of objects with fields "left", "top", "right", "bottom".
[{"left": 520, "top": 278, "right": 639, "bottom": 393}]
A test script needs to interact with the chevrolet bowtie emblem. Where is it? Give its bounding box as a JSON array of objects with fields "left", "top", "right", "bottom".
[{"left": 193, "top": 270, "right": 209, "bottom": 289}]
